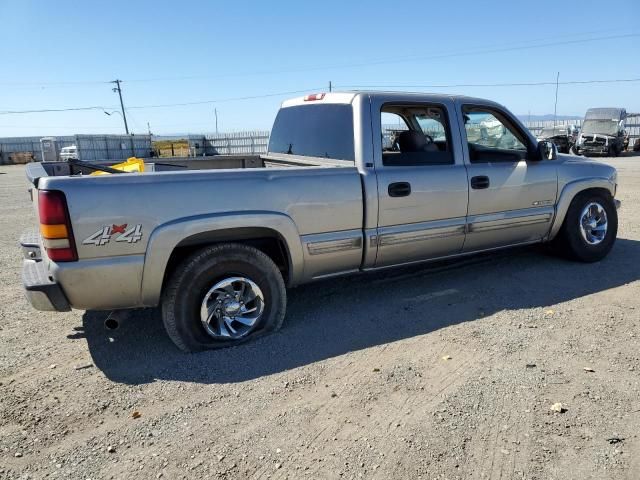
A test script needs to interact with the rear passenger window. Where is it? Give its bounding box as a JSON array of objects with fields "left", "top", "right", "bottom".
[
  {"left": 268, "top": 104, "right": 354, "bottom": 161},
  {"left": 381, "top": 105, "right": 453, "bottom": 166}
]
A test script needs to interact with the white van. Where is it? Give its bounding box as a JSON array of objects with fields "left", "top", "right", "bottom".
[{"left": 59, "top": 146, "right": 78, "bottom": 161}]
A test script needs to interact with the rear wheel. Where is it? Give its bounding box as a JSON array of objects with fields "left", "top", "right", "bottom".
[
  {"left": 161, "top": 243, "right": 286, "bottom": 352},
  {"left": 553, "top": 191, "right": 617, "bottom": 262}
]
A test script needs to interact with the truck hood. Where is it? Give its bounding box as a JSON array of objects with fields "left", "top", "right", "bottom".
[{"left": 556, "top": 153, "right": 617, "bottom": 189}]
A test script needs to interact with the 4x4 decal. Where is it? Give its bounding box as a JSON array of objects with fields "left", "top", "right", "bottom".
[{"left": 82, "top": 224, "right": 143, "bottom": 246}]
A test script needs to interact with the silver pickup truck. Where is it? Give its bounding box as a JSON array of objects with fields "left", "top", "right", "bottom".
[{"left": 21, "top": 91, "right": 620, "bottom": 352}]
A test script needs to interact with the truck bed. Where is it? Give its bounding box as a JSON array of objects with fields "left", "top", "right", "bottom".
[
  {"left": 24, "top": 153, "right": 364, "bottom": 309},
  {"left": 27, "top": 154, "right": 353, "bottom": 182}
]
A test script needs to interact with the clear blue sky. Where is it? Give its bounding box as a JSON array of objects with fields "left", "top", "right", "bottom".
[{"left": 0, "top": 0, "right": 638, "bottom": 136}]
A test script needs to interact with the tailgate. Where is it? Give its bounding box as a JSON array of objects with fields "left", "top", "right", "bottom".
[
  {"left": 26, "top": 161, "right": 74, "bottom": 188},
  {"left": 25, "top": 162, "right": 50, "bottom": 188}
]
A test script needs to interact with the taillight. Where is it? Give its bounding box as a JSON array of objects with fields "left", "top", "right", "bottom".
[
  {"left": 38, "top": 190, "right": 78, "bottom": 262},
  {"left": 304, "top": 93, "right": 326, "bottom": 101}
]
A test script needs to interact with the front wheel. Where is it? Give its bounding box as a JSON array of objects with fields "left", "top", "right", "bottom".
[
  {"left": 161, "top": 243, "right": 286, "bottom": 352},
  {"left": 553, "top": 192, "right": 617, "bottom": 262}
]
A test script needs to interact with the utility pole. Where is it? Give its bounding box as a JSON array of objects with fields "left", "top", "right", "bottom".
[
  {"left": 214, "top": 108, "right": 219, "bottom": 134},
  {"left": 111, "top": 79, "right": 130, "bottom": 135},
  {"left": 147, "top": 122, "right": 151, "bottom": 136},
  {"left": 329, "top": 80, "right": 332, "bottom": 92},
  {"left": 552, "top": 72, "right": 559, "bottom": 135}
]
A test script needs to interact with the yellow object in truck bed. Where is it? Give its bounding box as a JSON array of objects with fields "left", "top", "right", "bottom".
[{"left": 90, "top": 157, "right": 145, "bottom": 175}]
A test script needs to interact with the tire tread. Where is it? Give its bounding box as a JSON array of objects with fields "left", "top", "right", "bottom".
[
  {"left": 161, "top": 243, "right": 286, "bottom": 352},
  {"left": 553, "top": 191, "right": 617, "bottom": 263}
]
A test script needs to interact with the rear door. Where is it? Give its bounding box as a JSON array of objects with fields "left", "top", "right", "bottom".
[
  {"left": 458, "top": 103, "right": 558, "bottom": 252},
  {"left": 371, "top": 98, "right": 469, "bottom": 267}
]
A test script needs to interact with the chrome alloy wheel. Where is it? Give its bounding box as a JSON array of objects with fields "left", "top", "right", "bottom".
[
  {"left": 200, "top": 277, "right": 265, "bottom": 340},
  {"left": 579, "top": 202, "right": 608, "bottom": 245}
]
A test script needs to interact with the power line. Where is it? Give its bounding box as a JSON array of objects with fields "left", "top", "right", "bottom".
[
  {"left": 0, "top": 30, "right": 636, "bottom": 89},
  {"left": 120, "top": 33, "right": 639, "bottom": 82},
  {"left": 0, "top": 80, "right": 110, "bottom": 87},
  {"left": 124, "top": 88, "right": 322, "bottom": 110},
  {"left": 0, "top": 124, "right": 125, "bottom": 129},
  {"left": 337, "top": 77, "right": 640, "bottom": 89},
  {"left": 1, "top": 78, "right": 637, "bottom": 117},
  {"left": 0, "top": 88, "right": 320, "bottom": 115},
  {"left": 123, "top": 108, "right": 147, "bottom": 135},
  {"left": 0, "top": 105, "right": 113, "bottom": 115}
]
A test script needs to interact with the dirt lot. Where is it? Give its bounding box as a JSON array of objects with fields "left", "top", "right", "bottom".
[{"left": 1, "top": 157, "right": 639, "bottom": 480}]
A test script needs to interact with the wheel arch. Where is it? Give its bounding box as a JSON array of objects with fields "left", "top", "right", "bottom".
[
  {"left": 140, "top": 212, "right": 304, "bottom": 307},
  {"left": 548, "top": 178, "right": 615, "bottom": 240}
]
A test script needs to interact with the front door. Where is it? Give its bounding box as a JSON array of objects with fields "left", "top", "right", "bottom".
[
  {"left": 373, "top": 100, "right": 469, "bottom": 267},
  {"left": 459, "top": 104, "right": 558, "bottom": 252}
]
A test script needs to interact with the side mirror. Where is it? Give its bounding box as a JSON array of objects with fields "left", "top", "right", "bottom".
[{"left": 537, "top": 140, "right": 557, "bottom": 160}]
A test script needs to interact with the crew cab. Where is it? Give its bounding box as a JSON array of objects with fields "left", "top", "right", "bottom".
[{"left": 21, "top": 92, "right": 620, "bottom": 352}]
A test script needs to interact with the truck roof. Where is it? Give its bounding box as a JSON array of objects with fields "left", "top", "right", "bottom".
[{"left": 281, "top": 91, "right": 502, "bottom": 108}]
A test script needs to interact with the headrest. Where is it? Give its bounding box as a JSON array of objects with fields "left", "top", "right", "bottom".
[{"left": 398, "top": 130, "right": 427, "bottom": 152}]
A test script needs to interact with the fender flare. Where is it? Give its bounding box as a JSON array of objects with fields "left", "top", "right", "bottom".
[
  {"left": 548, "top": 177, "right": 615, "bottom": 240},
  {"left": 139, "top": 211, "right": 304, "bottom": 306}
]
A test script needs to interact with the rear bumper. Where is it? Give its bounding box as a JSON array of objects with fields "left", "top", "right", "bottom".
[
  {"left": 22, "top": 259, "right": 71, "bottom": 312},
  {"left": 19, "top": 228, "right": 145, "bottom": 311},
  {"left": 20, "top": 229, "right": 71, "bottom": 312}
]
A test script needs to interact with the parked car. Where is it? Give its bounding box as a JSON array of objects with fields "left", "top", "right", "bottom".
[
  {"left": 59, "top": 146, "right": 78, "bottom": 161},
  {"left": 536, "top": 125, "right": 573, "bottom": 153},
  {"left": 20, "top": 91, "right": 620, "bottom": 352},
  {"left": 574, "top": 108, "right": 627, "bottom": 156}
]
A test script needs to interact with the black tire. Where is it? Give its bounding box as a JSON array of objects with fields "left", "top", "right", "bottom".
[
  {"left": 161, "top": 243, "right": 286, "bottom": 352},
  {"left": 552, "top": 191, "right": 617, "bottom": 263},
  {"left": 609, "top": 145, "right": 619, "bottom": 157}
]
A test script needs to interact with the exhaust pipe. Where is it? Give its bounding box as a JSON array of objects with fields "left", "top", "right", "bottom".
[{"left": 104, "top": 312, "right": 119, "bottom": 330}]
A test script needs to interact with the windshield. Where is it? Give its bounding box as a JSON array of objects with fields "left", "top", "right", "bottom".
[
  {"left": 416, "top": 115, "right": 447, "bottom": 141},
  {"left": 539, "top": 127, "right": 567, "bottom": 137},
  {"left": 582, "top": 119, "right": 618, "bottom": 136}
]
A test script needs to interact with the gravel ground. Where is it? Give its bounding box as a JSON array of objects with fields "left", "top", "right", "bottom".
[{"left": 1, "top": 156, "right": 639, "bottom": 480}]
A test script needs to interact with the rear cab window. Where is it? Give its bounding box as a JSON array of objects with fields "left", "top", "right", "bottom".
[{"left": 268, "top": 104, "right": 354, "bottom": 161}]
